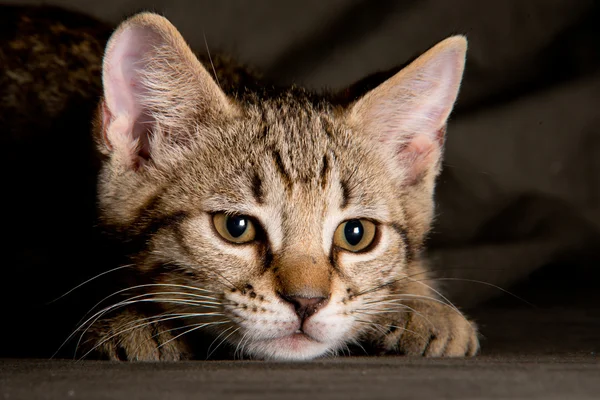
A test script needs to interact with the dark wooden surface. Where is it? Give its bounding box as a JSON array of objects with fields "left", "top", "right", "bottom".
[{"left": 1, "top": 355, "right": 598, "bottom": 400}]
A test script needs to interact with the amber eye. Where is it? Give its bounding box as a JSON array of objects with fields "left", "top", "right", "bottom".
[
  {"left": 213, "top": 213, "right": 256, "bottom": 244},
  {"left": 333, "top": 219, "right": 377, "bottom": 252}
]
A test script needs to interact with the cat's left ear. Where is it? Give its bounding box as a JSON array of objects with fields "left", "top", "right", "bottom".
[{"left": 349, "top": 36, "right": 467, "bottom": 185}]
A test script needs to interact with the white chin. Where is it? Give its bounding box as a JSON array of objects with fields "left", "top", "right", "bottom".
[{"left": 244, "top": 333, "right": 333, "bottom": 361}]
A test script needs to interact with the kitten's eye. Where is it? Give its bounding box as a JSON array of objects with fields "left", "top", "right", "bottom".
[
  {"left": 333, "top": 219, "right": 377, "bottom": 252},
  {"left": 213, "top": 213, "right": 256, "bottom": 244}
]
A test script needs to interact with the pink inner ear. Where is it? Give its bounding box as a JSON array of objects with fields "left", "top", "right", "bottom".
[
  {"left": 102, "top": 26, "right": 158, "bottom": 162},
  {"left": 398, "top": 129, "right": 443, "bottom": 184},
  {"left": 105, "top": 28, "right": 142, "bottom": 123}
]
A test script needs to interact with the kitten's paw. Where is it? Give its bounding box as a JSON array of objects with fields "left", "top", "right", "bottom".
[
  {"left": 379, "top": 301, "right": 479, "bottom": 357},
  {"left": 82, "top": 311, "right": 189, "bottom": 361}
]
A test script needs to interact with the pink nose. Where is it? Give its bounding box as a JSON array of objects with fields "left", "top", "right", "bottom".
[{"left": 280, "top": 295, "right": 329, "bottom": 320}]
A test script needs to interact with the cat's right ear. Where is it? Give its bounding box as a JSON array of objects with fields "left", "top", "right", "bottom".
[
  {"left": 348, "top": 36, "right": 467, "bottom": 186},
  {"left": 98, "top": 13, "right": 234, "bottom": 170}
]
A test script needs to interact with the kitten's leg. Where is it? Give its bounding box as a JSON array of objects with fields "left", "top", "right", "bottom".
[
  {"left": 369, "top": 261, "right": 479, "bottom": 357},
  {"left": 81, "top": 310, "right": 189, "bottom": 361},
  {"left": 376, "top": 298, "right": 479, "bottom": 357}
]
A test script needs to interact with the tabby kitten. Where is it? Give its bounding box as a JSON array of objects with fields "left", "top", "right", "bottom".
[{"left": 84, "top": 12, "right": 478, "bottom": 361}]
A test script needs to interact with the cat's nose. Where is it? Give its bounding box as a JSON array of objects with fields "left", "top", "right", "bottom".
[{"left": 280, "top": 294, "right": 329, "bottom": 320}]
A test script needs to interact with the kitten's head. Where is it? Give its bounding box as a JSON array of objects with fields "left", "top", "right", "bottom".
[{"left": 95, "top": 13, "right": 466, "bottom": 360}]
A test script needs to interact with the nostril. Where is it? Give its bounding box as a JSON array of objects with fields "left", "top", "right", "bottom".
[
  {"left": 290, "top": 296, "right": 326, "bottom": 311},
  {"left": 280, "top": 294, "right": 329, "bottom": 319}
]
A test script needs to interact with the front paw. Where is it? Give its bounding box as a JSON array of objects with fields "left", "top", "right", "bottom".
[
  {"left": 82, "top": 310, "right": 189, "bottom": 361},
  {"left": 378, "top": 301, "right": 479, "bottom": 357}
]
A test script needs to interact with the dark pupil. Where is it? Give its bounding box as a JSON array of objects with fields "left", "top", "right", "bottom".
[
  {"left": 344, "top": 219, "right": 364, "bottom": 246},
  {"left": 226, "top": 215, "right": 248, "bottom": 238}
]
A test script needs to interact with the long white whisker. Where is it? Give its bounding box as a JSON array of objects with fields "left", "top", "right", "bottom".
[
  {"left": 371, "top": 294, "right": 465, "bottom": 319},
  {"left": 78, "top": 313, "right": 227, "bottom": 360},
  {"left": 415, "top": 277, "right": 536, "bottom": 307},
  {"left": 239, "top": 330, "right": 254, "bottom": 360},
  {"left": 127, "top": 291, "right": 221, "bottom": 305},
  {"left": 234, "top": 331, "right": 249, "bottom": 360},
  {"left": 67, "top": 284, "right": 219, "bottom": 347},
  {"left": 86, "top": 283, "right": 216, "bottom": 314},
  {"left": 355, "top": 319, "right": 428, "bottom": 342},
  {"left": 402, "top": 276, "right": 462, "bottom": 315},
  {"left": 63, "top": 294, "right": 221, "bottom": 359},
  {"left": 356, "top": 298, "right": 437, "bottom": 329},
  {"left": 67, "top": 282, "right": 218, "bottom": 337},
  {"left": 156, "top": 320, "right": 230, "bottom": 351},
  {"left": 207, "top": 327, "right": 240, "bottom": 359},
  {"left": 47, "top": 264, "right": 134, "bottom": 304},
  {"left": 348, "top": 338, "right": 368, "bottom": 356},
  {"left": 206, "top": 326, "right": 235, "bottom": 359},
  {"left": 77, "top": 295, "right": 218, "bottom": 340},
  {"left": 355, "top": 319, "right": 387, "bottom": 336}
]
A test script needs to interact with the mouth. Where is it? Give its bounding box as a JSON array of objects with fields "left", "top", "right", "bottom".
[
  {"left": 244, "top": 329, "right": 329, "bottom": 360},
  {"left": 272, "top": 330, "right": 320, "bottom": 346}
]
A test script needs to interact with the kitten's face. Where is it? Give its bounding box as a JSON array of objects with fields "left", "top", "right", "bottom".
[
  {"left": 104, "top": 99, "right": 411, "bottom": 359},
  {"left": 96, "top": 13, "right": 465, "bottom": 360}
]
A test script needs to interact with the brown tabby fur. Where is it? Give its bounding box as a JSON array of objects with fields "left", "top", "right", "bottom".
[
  {"left": 0, "top": 4, "right": 478, "bottom": 360},
  {"left": 79, "top": 12, "right": 478, "bottom": 361}
]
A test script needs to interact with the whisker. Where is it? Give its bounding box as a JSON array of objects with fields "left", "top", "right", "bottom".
[
  {"left": 47, "top": 264, "right": 135, "bottom": 304},
  {"left": 124, "top": 312, "right": 227, "bottom": 333},
  {"left": 153, "top": 320, "right": 229, "bottom": 338},
  {"left": 206, "top": 326, "right": 235, "bottom": 360},
  {"left": 81, "top": 295, "right": 220, "bottom": 332},
  {"left": 166, "top": 261, "right": 241, "bottom": 293},
  {"left": 207, "top": 327, "right": 240, "bottom": 359},
  {"left": 59, "top": 293, "right": 221, "bottom": 358},
  {"left": 129, "top": 291, "right": 221, "bottom": 305},
  {"left": 357, "top": 300, "right": 435, "bottom": 326},
  {"left": 414, "top": 277, "right": 536, "bottom": 307},
  {"left": 402, "top": 276, "right": 462, "bottom": 315},
  {"left": 73, "top": 283, "right": 218, "bottom": 327},
  {"left": 239, "top": 330, "right": 254, "bottom": 360},
  {"left": 344, "top": 343, "right": 354, "bottom": 357},
  {"left": 355, "top": 319, "right": 387, "bottom": 336},
  {"left": 205, "top": 269, "right": 240, "bottom": 292},
  {"left": 363, "top": 294, "right": 465, "bottom": 318},
  {"left": 156, "top": 320, "right": 231, "bottom": 351},
  {"left": 347, "top": 338, "right": 369, "bottom": 356},
  {"left": 234, "top": 331, "right": 249, "bottom": 360},
  {"left": 352, "top": 309, "right": 400, "bottom": 316},
  {"left": 359, "top": 298, "right": 418, "bottom": 308},
  {"left": 353, "top": 308, "right": 435, "bottom": 331},
  {"left": 93, "top": 282, "right": 216, "bottom": 305},
  {"left": 355, "top": 319, "right": 428, "bottom": 342},
  {"left": 77, "top": 313, "right": 227, "bottom": 360},
  {"left": 353, "top": 275, "right": 467, "bottom": 324},
  {"left": 354, "top": 266, "right": 508, "bottom": 298},
  {"left": 77, "top": 295, "right": 221, "bottom": 337}
]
